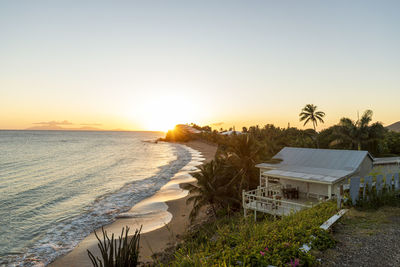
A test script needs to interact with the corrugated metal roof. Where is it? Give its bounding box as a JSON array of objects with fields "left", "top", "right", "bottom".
[
  {"left": 374, "top": 157, "right": 400, "bottom": 165},
  {"left": 256, "top": 147, "right": 372, "bottom": 184}
]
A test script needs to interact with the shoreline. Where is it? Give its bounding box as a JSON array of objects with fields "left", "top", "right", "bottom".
[{"left": 49, "top": 140, "right": 217, "bottom": 266}]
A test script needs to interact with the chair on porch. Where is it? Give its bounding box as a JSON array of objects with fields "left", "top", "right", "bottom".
[
  {"left": 282, "top": 184, "right": 291, "bottom": 199},
  {"left": 293, "top": 186, "right": 299, "bottom": 199},
  {"left": 282, "top": 185, "right": 299, "bottom": 200}
]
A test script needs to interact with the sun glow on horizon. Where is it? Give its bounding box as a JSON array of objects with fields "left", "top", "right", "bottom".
[{"left": 137, "top": 95, "right": 198, "bottom": 132}]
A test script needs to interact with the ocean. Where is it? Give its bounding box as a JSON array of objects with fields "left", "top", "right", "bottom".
[{"left": 0, "top": 130, "right": 202, "bottom": 266}]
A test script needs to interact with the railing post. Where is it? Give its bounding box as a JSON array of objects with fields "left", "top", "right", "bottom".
[
  {"left": 337, "top": 185, "right": 342, "bottom": 209},
  {"left": 328, "top": 184, "right": 332, "bottom": 200}
]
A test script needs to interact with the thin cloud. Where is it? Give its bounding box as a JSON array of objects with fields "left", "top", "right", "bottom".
[
  {"left": 80, "top": 123, "right": 102, "bottom": 126},
  {"left": 33, "top": 120, "right": 74, "bottom": 126}
]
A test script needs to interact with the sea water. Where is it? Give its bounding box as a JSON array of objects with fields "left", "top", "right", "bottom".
[{"left": 0, "top": 130, "right": 200, "bottom": 266}]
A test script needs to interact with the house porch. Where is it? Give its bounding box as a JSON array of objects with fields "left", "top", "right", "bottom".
[{"left": 242, "top": 186, "right": 321, "bottom": 219}]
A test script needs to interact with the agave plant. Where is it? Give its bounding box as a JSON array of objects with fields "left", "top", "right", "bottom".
[{"left": 87, "top": 226, "right": 141, "bottom": 267}]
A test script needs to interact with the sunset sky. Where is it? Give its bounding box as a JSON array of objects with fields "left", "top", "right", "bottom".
[{"left": 1, "top": 1, "right": 399, "bottom": 131}]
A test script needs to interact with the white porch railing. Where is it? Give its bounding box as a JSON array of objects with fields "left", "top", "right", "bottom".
[{"left": 242, "top": 187, "right": 316, "bottom": 218}]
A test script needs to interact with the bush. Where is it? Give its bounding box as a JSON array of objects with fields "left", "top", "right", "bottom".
[{"left": 166, "top": 201, "right": 337, "bottom": 266}]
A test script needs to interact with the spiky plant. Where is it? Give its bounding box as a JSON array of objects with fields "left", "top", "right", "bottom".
[{"left": 87, "top": 226, "right": 141, "bottom": 267}]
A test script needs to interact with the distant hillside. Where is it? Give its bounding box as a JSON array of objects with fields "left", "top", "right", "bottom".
[
  {"left": 26, "top": 125, "right": 103, "bottom": 131},
  {"left": 386, "top": 121, "right": 400, "bottom": 132}
]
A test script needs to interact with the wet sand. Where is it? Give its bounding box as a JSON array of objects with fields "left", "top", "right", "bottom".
[{"left": 49, "top": 140, "right": 217, "bottom": 266}]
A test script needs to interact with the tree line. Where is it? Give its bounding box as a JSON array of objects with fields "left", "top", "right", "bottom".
[{"left": 168, "top": 106, "right": 400, "bottom": 221}]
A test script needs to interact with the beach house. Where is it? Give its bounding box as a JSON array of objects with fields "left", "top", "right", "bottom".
[
  {"left": 373, "top": 157, "right": 400, "bottom": 174},
  {"left": 243, "top": 147, "right": 374, "bottom": 217}
]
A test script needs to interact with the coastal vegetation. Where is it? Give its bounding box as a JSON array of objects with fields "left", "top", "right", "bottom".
[
  {"left": 299, "top": 104, "right": 325, "bottom": 148},
  {"left": 329, "top": 110, "right": 386, "bottom": 152},
  {"left": 299, "top": 104, "right": 325, "bottom": 131},
  {"left": 167, "top": 109, "right": 398, "bottom": 158},
  {"left": 166, "top": 201, "right": 337, "bottom": 266},
  {"left": 155, "top": 107, "right": 400, "bottom": 266},
  {"left": 185, "top": 159, "right": 239, "bottom": 221},
  {"left": 88, "top": 226, "right": 141, "bottom": 267},
  {"left": 163, "top": 126, "right": 194, "bottom": 142},
  {"left": 161, "top": 108, "right": 399, "bottom": 223},
  {"left": 183, "top": 134, "right": 264, "bottom": 218}
]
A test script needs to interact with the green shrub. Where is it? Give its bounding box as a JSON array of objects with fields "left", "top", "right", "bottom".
[
  {"left": 311, "top": 229, "right": 336, "bottom": 251},
  {"left": 166, "top": 201, "right": 337, "bottom": 266}
]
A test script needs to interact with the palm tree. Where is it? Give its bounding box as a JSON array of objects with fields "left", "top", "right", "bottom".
[
  {"left": 299, "top": 104, "right": 325, "bottom": 148},
  {"left": 185, "top": 160, "right": 237, "bottom": 222},
  {"left": 334, "top": 110, "right": 385, "bottom": 151},
  {"left": 299, "top": 104, "right": 325, "bottom": 131},
  {"left": 225, "top": 134, "right": 262, "bottom": 196}
]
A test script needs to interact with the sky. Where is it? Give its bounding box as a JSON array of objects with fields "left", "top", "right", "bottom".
[{"left": 1, "top": 0, "right": 399, "bottom": 131}]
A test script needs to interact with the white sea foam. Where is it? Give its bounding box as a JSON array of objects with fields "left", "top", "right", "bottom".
[
  {"left": 112, "top": 144, "right": 204, "bottom": 233},
  {"left": 0, "top": 131, "right": 203, "bottom": 267}
]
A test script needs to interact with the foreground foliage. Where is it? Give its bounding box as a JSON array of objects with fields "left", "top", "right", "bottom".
[
  {"left": 87, "top": 226, "right": 141, "bottom": 267},
  {"left": 184, "top": 135, "right": 263, "bottom": 221},
  {"left": 167, "top": 202, "right": 337, "bottom": 267},
  {"left": 185, "top": 159, "right": 239, "bottom": 221}
]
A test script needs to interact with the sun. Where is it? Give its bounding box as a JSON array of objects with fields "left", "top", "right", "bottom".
[
  {"left": 139, "top": 95, "right": 197, "bottom": 132},
  {"left": 145, "top": 114, "right": 179, "bottom": 132}
]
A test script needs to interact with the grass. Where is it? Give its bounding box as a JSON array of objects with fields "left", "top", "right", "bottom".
[
  {"left": 341, "top": 206, "right": 400, "bottom": 231},
  {"left": 164, "top": 201, "right": 338, "bottom": 267}
]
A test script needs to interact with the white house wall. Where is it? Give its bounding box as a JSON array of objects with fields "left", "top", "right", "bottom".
[
  {"left": 278, "top": 178, "right": 329, "bottom": 198},
  {"left": 309, "top": 183, "right": 329, "bottom": 197}
]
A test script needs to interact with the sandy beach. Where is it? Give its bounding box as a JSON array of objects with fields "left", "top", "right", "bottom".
[{"left": 49, "top": 140, "right": 217, "bottom": 266}]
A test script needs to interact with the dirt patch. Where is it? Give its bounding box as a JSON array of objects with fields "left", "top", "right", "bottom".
[{"left": 318, "top": 207, "right": 400, "bottom": 267}]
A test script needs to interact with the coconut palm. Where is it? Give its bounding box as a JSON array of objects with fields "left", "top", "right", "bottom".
[
  {"left": 334, "top": 110, "right": 385, "bottom": 151},
  {"left": 185, "top": 159, "right": 237, "bottom": 222},
  {"left": 299, "top": 104, "right": 325, "bottom": 131},
  {"left": 225, "top": 134, "right": 262, "bottom": 196},
  {"left": 299, "top": 104, "right": 325, "bottom": 148}
]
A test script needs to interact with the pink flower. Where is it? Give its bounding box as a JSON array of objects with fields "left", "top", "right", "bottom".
[
  {"left": 264, "top": 247, "right": 269, "bottom": 251},
  {"left": 288, "top": 258, "right": 300, "bottom": 267},
  {"left": 260, "top": 251, "right": 265, "bottom": 256}
]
